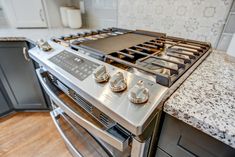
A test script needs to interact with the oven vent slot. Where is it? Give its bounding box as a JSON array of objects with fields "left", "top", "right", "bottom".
[
  {"left": 50, "top": 75, "right": 115, "bottom": 128},
  {"left": 73, "top": 93, "right": 93, "bottom": 113},
  {"left": 73, "top": 94, "right": 113, "bottom": 127},
  {"left": 99, "top": 113, "right": 110, "bottom": 126}
]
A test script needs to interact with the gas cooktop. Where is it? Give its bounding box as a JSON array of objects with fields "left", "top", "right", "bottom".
[{"left": 52, "top": 28, "right": 211, "bottom": 87}]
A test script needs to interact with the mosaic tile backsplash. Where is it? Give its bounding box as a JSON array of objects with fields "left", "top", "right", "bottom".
[{"left": 117, "top": 0, "right": 233, "bottom": 47}]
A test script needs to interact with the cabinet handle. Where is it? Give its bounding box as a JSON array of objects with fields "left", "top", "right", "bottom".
[
  {"left": 23, "top": 47, "right": 30, "bottom": 62},
  {"left": 39, "top": 9, "right": 45, "bottom": 22}
]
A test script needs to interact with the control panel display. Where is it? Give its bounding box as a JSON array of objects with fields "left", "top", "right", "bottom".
[{"left": 49, "top": 50, "right": 99, "bottom": 81}]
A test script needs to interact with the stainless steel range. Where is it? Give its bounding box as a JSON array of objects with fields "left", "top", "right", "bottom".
[{"left": 29, "top": 28, "right": 212, "bottom": 157}]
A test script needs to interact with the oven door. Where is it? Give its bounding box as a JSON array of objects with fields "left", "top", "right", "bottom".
[{"left": 36, "top": 68, "right": 131, "bottom": 157}]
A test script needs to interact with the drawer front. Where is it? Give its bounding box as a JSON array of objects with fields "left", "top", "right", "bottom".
[{"left": 50, "top": 108, "right": 110, "bottom": 157}]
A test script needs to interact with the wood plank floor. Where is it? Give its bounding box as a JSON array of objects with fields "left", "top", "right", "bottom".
[{"left": 0, "top": 112, "right": 72, "bottom": 157}]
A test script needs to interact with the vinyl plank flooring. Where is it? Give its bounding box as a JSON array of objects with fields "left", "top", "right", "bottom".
[{"left": 0, "top": 112, "right": 72, "bottom": 157}]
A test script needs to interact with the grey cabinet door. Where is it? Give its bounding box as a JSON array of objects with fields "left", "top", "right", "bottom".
[
  {"left": 0, "top": 85, "right": 11, "bottom": 116},
  {"left": 0, "top": 90, "right": 9, "bottom": 113},
  {"left": 0, "top": 41, "right": 47, "bottom": 110},
  {"left": 157, "top": 114, "right": 235, "bottom": 157}
]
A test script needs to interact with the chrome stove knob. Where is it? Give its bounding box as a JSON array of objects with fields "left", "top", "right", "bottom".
[
  {"left": 128, "top": 80, "right": 149, "bottom": 104},
  {"left": 93, "top": 65, "right": 110, "bottom": 83},
  {"left": 110, "top": 72, "right": 127, "bottom": 92},
  {"left": 36, "top": 39, "right": 52, "bottom": 51}
]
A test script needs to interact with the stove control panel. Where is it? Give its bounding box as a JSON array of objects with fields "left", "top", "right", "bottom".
[
  {"left": 49, "top": 50, "right": 99, "bottom": 81},
  {"left": 109, "top": 72, "right": 127, "bottom": 92},
  {"left": 128, "top": 80, "right": 149, "bottom": 104},
  {"left": 49, "top": 51, "right": 151, "bottom": 104}
]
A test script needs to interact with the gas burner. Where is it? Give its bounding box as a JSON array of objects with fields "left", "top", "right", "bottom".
[{"left": 136, "top": 59, "right": 165, "bottom": 73}]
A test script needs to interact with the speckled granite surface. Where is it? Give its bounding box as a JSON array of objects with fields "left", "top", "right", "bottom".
[
  {"left": 0, "top": 28, "right": 88, "bottom": 42},
  {"left": 164, "top": 51, "right": 235, "bottom": 148}
]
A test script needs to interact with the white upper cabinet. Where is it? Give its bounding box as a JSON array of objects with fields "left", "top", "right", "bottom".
[{"left": 9, "top": 0, "right": 47, "bottom": 28}]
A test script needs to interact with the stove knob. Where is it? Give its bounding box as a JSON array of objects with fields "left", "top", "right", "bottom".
[
  {"left": 36, "top": 39, "right": 52, "bottom": 51},
  {"left": 93, "top": 65, "right": 109, "bottom": 83},
  {"left": 110, "top": 72, "right": 127, "bottom": 92},
  {"left": 128, "top": 80, "right": 149, "bottom": 104}
]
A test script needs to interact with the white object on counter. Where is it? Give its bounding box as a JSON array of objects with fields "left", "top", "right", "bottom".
[
  {"left": 67, "top": 9, "right": 82, "bottom": 29},
  {"left": 227, "top": 34, "right": 235, "bottom": 57},
  {"left": 60, "top": 7, "right": 71, "bottom": 27}
]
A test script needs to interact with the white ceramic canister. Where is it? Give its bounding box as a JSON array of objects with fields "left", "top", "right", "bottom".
[
  {"left": 67, "top": 8, "right": 82, "bottom": 29},
  {"left": 60, "top": 6, "right": 71, "bottom": 27}
]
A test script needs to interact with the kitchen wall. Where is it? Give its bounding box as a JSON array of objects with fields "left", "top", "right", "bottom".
[
  {"left": 217, "top": 1, "right": 235, "bottom": 51},
  {"left": 0, "top": 0, "right": 9, "bottom": 28},
  {"left": 43, "top": 0, "right": 75, "bottom": 28},
  {"left": 82, "top": 0, "right": 117, "bottom": 28},
  {"left": 0, "top": 0, "right": 79, "bottom": 28},
  {"left": 83, "top": 0, "right": 233, "bottom": 48},
  {"left": 117, "top": 0, "right": 234, "bottom": 47},
  {"left": 43, "top": 0, "right": 80, "bottom": 28}
]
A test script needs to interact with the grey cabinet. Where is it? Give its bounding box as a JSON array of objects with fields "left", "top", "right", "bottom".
[
  {"left": 0, "top": 41, "right": 48, "bottom": 111},
  {"left": 0, "top": 89, "right": 10, "bottom": 113},
  {"left": 0, "top": 81, "right": 12, "bottom": 116},
  {"left": 156, "top": 114, "right": 235, "bottom": 157},
  {"left": 156, "top": 147, "right": 171, "bottom": 157}
]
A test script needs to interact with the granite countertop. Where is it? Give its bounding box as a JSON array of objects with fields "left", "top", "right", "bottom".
[
  {"left": 164, "top": 50, "right": 235, "bottom": 149},
  {"left": 0, "top": 28, "right": 89, "bottom": 42}
]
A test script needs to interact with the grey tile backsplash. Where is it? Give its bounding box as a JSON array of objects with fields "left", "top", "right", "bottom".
[
  {"left": 83, "top": 0, "right": 234, "bottom": 47},
  {"left": 224, "top": 14, "right": 235, "bottom": 33},
  {"left": 83, "top": 0, "right": 117, "bottom": 28},
  {"left": 232, "top": 1, "right": 235, "bottom": 12}
]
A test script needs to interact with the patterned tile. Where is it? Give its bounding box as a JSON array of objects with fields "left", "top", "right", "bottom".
[{"left": 117, "top": 0, "right": 233, "bottom": 47}]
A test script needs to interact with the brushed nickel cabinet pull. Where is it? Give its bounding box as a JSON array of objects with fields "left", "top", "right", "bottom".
[{"left": 23, "top": 47, "right": 30, "bottom": 61}]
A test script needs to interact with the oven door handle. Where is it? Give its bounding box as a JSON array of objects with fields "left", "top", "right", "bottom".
[
  {"left": 36, "top": 69, "right": 129, "bottom": 151},
  {"left": 50, "top": 108, "right": 83, "bottom": 157}
]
